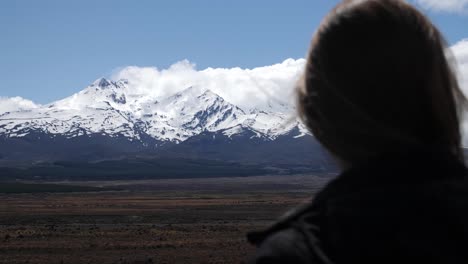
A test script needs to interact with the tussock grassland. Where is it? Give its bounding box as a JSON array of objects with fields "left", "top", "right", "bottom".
[{"left": 0, "top": 175, "right": 330, "bottom": 264}]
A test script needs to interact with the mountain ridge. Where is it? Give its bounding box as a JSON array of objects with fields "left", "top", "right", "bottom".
[
  {"left": 0, "top": 78, "right": 332, "bottom": 179},
  {"left": 0, "top": 78, "right": 306, "bottom": 144}
]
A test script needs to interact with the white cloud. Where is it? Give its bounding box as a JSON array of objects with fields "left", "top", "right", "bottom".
[
  {"left": 450, "top": 39, "right": 468, "bottom": 145},
  {"left": 415, "top": 0, "right": 468, "bottom": 13},
  {"left": 0, "top": 97, "right": 39, "bottom": 115},
  {"left": 111, "top": 39, "right": 468, "bottom": 112},
  {"left": 451, "top": 39, "right": 468, "bottom": 93},
  {"left": 112, "top": 58, "right": 305, "bottom": 110}
]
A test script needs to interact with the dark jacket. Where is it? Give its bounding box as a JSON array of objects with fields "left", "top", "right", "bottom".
[{"left": 248, "top": 148, "right": 468, "bottom": 264}]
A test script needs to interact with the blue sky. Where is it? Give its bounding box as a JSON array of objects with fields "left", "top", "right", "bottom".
[{"left": 1, "top": 0, "right": 467, "bottom": 104}]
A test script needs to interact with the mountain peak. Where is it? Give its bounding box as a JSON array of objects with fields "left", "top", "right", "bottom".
[
  {"left": 197, "top": 89, "right": 226, "bottom": 102},
  {"left": 200, "top": 89, "right": 217, "bottom": 97},
  {"left": 169, "top": 86, "right": 206, "bottom": 100},
  {"left": 181, "top": 85, "right": 204, "bottom": 94},
  {"left": 92, "top": 78, "right": 112, "bottom": 88},
  {"left": 117, "top": 79, "right": 129, "bottom": 85}
]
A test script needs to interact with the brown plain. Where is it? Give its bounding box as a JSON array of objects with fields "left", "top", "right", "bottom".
[{"left": 0, "top": 175, "right": 330, "bottom": 264}]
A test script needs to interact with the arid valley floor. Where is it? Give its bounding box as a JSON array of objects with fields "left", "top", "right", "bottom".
[{"left": 0, "top": 175, "right": 332, "bottom": 264}]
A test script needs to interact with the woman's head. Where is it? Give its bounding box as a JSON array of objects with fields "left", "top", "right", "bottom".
[{"left": 297, "top": 0, "right": 466, "bottom": 167}]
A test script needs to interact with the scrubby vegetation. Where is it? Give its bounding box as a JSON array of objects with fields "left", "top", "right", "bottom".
[{"left": 0, "top": 182, "right": 119, "bottom": 194}]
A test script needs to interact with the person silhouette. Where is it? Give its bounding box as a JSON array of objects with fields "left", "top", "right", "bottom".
[{"left": 248, "top": 1, "right": 468, "bottom": 263}]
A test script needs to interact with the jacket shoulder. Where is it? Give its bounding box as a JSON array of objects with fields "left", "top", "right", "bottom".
[
  {"left": 249, "top": 227, "right": 318, "bottom": 264},
  {"left": 248, "top": 206, "right": 333, "bottom": 264}
]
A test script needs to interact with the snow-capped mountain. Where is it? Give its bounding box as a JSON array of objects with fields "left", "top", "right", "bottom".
[
  {"left": 0, "top": 78, "right": 308, "bottom": 144},
  {"left": 0, "top": 78, "right": 335, "bottom": 179}
]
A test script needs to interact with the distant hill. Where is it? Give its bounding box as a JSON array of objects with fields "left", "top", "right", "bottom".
[{"left": 0, "top": 182, "right": 120, "bottom": 194}]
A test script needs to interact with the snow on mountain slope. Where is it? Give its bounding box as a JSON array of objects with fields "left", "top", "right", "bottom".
[{"left": 0, "top": 78, "right": 309, "bottom": 144}]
